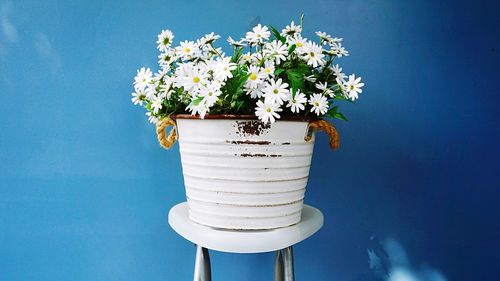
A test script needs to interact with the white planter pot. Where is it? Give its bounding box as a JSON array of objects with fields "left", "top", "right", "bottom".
[{"left": 175, "top": 115, "right": 315, "bottom": 230}]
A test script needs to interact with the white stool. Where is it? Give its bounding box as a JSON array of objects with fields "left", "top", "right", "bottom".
[{"left": 168, "top": 202, "right": 324, "bottom": 281}]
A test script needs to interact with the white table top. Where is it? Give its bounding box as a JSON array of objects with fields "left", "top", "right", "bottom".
[{"left": 168, "top": 202, "right": 323, "bottom": 253}]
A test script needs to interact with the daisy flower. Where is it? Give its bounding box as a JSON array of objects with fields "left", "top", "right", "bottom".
[
  {"left": 330, "top": 64, "right": 347, "bottom": 82},
  {"left": 262, "top": 60, "right": 275, "bottom": 78},
  {"left": 316, "top": 82, "right": 334, "bottom": 97},
  {"left": 245, "top": 24, "right": 270, "bottom": 44},
  {"left": 199, "top": 32, "right": 220, "bottom": 46},
  {"left": 176, "top": 40, "right": 198, "bottom": 60},
  {"left": 302, "top": 41, "right": 325, "bottom": 68},
  {"left": 157, "top": 29, "right": 174, "bottom": 52},
  {"left": 131, "top": 90, "right": 146, "bottom": 106},
  {"left": 181, "top": 65, "right": 209, "bottom": 92},
  {"left": 287, "top": 34, "right": 307, "bottom": 54},
  {"left": 315, "top": 31, "right": 333, "bottom": 44},
  {"left": 214, "top": 57, "right": 237, "bottom": 82},
  {"left": 227, "top": 36, "right": 246, "bottom": 47},
  {"left": 255, "top": 100, "right": 282, "bottom": 124},
  {"left": 281, "top": 21, "right": 302, "bottom": 37},
  {"left": 263, "top": 40, "right": 288, "bottom": 65},
  {"left": 309, "top": 93, "right": 329, "bottom": 116},
  {"left": 240, "top": 52, "right": 253, "bottom": 64},
  {"left": 245, "top": 83, "right": 265, "bottom": 99},
  {"left": 151, "top": 95, "right": 163, "bottom": 114},
  {"left": 146, "top": 112, "right": 159, "bottom": 124},
  {"left": 344, "top": 74, "right": 364, "bottom": 101},
  {"left": 331, "top": 43, "right": 349, "bottom": 57},
  {"left": 187, "top": 101, "right": 209, "bottom": 119},
  {"left": 245, "top": 65, "right": 265, "bottom": 89},
  {"left": 263, "top": 78, "right": 289, "bottom": 105},
  {"left": 287, "top": 90, "right": 307, "bottom": 113},
  {"left": 199, "top": 82, "right": 222, "bottom": 107},
  {"left": 134, "top": 67, "right": 153, "bottom": 91}
]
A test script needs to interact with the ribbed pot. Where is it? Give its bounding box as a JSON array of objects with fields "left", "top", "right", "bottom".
[{"left": 175, "top": 115, "right": 315, "bottom": 230}]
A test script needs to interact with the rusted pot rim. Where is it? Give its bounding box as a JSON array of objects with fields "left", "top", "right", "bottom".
[{"left": 171, "top": 114, "right": 319, "bottom": 122}]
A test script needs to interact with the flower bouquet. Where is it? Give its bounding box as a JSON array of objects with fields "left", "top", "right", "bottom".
[{"left": 131, "top": 16, "right": 364, "bottom": 229}]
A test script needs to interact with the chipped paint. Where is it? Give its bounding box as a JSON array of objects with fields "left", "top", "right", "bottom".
[{"left": 234, "top": 120, "right": 271, "bottom": 136}]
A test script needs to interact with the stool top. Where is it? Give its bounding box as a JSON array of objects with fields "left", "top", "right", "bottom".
[{"left": 168, "top": 202, "right": 323, "bottom": 253}]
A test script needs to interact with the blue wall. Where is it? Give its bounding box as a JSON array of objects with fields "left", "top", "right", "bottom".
[{"left": 1, "top": 0, "right": 499, "bottom": 280}]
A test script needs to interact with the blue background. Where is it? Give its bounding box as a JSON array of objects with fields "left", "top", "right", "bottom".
[{"left": 1, "top": 0, "right": 499, "bottom": 280}]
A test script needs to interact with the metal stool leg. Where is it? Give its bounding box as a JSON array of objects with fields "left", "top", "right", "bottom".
[
  {"left": 282, "top": 246, "right": 295, "bottom": 281},
  {"left": 201, "top": 247, "right": 211, "bottom": 281},
  {"left": 274, "top": 250, "right": 284, "bottom": 281},
  {"left": 193, "top": 245, "right": 211, "bottom": 281}
]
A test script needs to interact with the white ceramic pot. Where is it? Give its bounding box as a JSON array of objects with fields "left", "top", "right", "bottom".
[{"left": 175, "top": 115, "right": 316, "bottom": 230}]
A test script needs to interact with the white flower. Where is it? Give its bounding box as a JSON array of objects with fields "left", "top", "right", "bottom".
[
  {"left": 302, "top": 41, "right": 325, "bottom": 68},
  {"left": 134, "top": 67, "right": 153, "bottom": 91},
  {"left": 304, "top": 75, "right": 317, "bottom": 83},
  {"left": 281, "top": 21, "right": 302, "bottom": 37},
  {"left": 262, "top": 60, "right": 275, "bottom": 78},
  {"left": 198, "top": 32, "right": 220, "bottom": 45},
  {"left": 178, "top": 64, "right": 209, "bottom": 92},
  {"left": 255, "top": 100, "right": 282, "bottom": 124},
  {"left": 146, "top": 112, "right": 159, "bottom": 124},
  {"left": 245, "top": 83, "right": 265, "bottom": 99},
  {"left": 151, "top": 95, "right": 163, "bottom": 114},
  {"left": 157, "top": 29, "right": 174, "bottom": 52},
  {"left": 245, "top": 24, "right": 270, "bottom": 44},
  {"left": 316, "top": 82, "right": 334, "bottom": 97},
  {"left": 330, "top": 64, "right": 347, "bottom": 82},
  {"left": 264, "top": 40, "right": 288, "bottom": 65},
  {"left": 131, "top": 90, "right": 146, "bottom": 106},
  {"left": 245, "top": 65, "right": 265, "bottom": 89},
  {"left": 309, "top": 93, "right": 329, "bottom": 116},
  {"left": 176, "top": 40, "right": 198, "bottom": 60},
  {"left": 263, "top": 78, "right": 289, "bottom": 105},
  {"left": 213, "top": 57, "right": 237, "bottom": 82},
  {"left": 331, "top": 42, "right": 349, "bottom": 57},
  {"left": 199, "top": 82, "right": 222, "bottom": 107},
  {"left": 287, "top": 34, "right": 307, "bottom": 54},
  {"left": 227, "top": 36, "right": 246, "bottom": 47},
  {"left": 187, "top": 100, "right": 209, "bottom": 119},
  {"left": 287, "top": 90, "right": 307, "bottom": 113},
  {"left": 158, "top": 49, "right": 177, "bottom": 68},
  {"left": 240, "top": 52, "right": 252, "bottom": 64},
  {"left": 315, "top": 31, "right": 333, "bottom": 44},
  {"left": 344, "top": 74, "right": 364, "bottom": 101}
]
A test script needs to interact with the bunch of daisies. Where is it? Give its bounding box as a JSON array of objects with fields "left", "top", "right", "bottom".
[{"left": 131, "top": 17, "right": 364, "bottom": 124}]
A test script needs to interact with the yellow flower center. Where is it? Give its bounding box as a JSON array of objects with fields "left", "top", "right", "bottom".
[
  {"left": 184, "top": 47, "right": 191, "bottom": 53},
  {"left": 315, "top": 102, "right": 319, "bottom": 106},
  {"left": 310, "top": 52, "right": 315, "bottom": 57},
  {"left": 266, "top": 107, "right": 271, "bottom": 112},
  {"left": 249, "top": 73, "right": 257, "bottom": 81},
  {"left": 349, "top": 85, "right": 354, "bottom": 90},
  {"left": 265, "top": 68, "right": 271, "bottom": 73},
  {"left": 193, "top": 76, "right": 200, "bottom": 83},
  {"left": 297, "top": 42, "right": 303, "bottom": 47},
  {"left": 257, "top": 34, "right": 261, "bottom": 38},
  {"left": 208, "top": 92, "right": 213, "bottom": 96},
  {"left": 224, "top": 67, "right": 228, "bottom": 71},
  {"left": 273, "top": 89, "right": 279, "bottom": 94}
]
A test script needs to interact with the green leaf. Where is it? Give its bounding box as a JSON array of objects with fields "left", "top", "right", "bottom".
[
  {"left": 333, "top": 112, "right": 348, "bottom": 121},
  {"left": 191, "top": 96, "right": 204, "bottom": 106},
  {"left": 269, "top": 25, "right": 286, "bottom": 43},
  {"left": 288, "top": 44, "right": 296, "bottom": 55},
  {"left": 275, "top": 68, "right": 285, "bottom": 76},
  {"left": 231, "top": 47, "right": 243, "bottom": 63}
]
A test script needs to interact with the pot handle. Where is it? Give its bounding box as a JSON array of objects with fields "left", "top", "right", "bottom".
[
  {"left": 156, "top": 117, "right": 177, "bottom": 149},
  {"left": 305, "top": 120, "right": 340, "bottom": 150}
]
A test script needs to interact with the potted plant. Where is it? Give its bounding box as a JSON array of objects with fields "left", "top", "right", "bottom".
[{"left": 131, "top": 16, "right": 364, "bottom": 230}]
